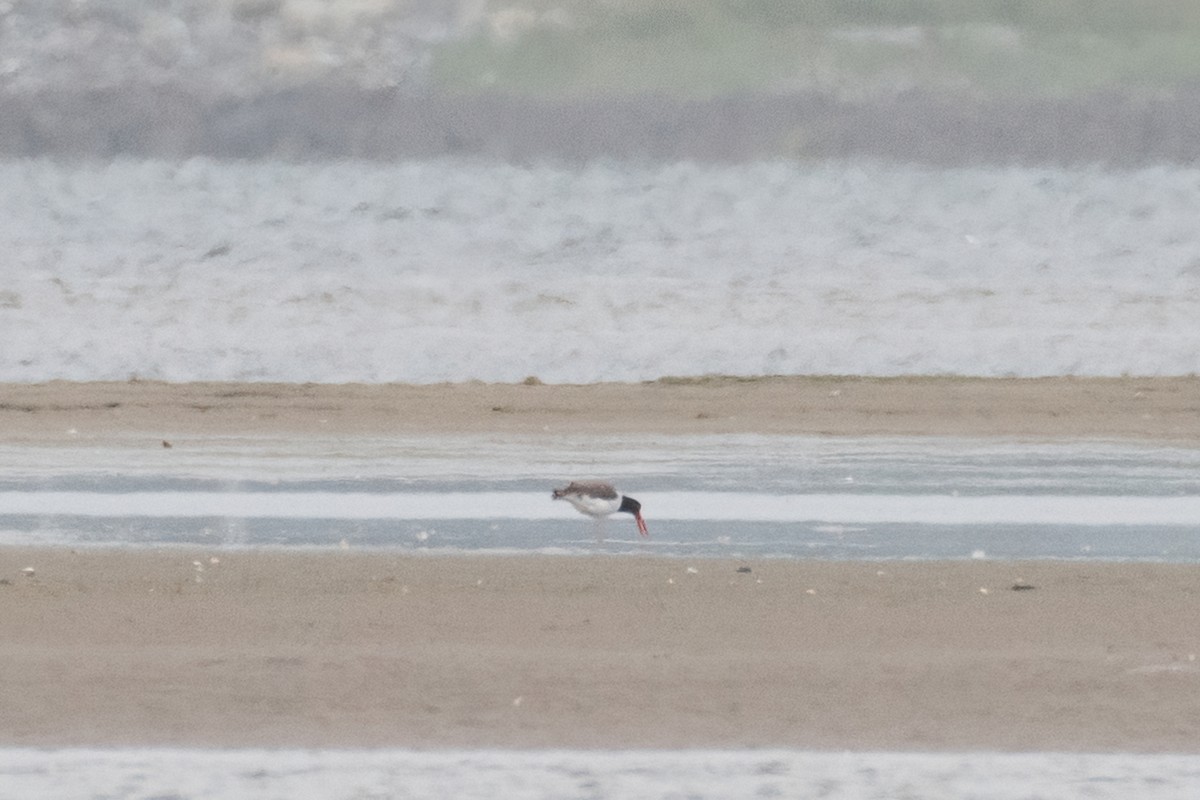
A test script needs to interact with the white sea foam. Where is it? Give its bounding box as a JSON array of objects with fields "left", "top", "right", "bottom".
[
  {"left": 3, "top": 159, "right": 1199, "bottom": 382},
  {"left": 2, "top": 748, "right": 1198, "bottom": 800}
]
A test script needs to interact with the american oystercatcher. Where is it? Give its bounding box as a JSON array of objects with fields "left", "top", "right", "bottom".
[{"left": 552, "top": 481, "right": 649, "bottom": 538}]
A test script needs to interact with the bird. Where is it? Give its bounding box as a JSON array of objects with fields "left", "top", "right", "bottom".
[{"left": 552, "top": 481, "right": 649, "bottom": 538}]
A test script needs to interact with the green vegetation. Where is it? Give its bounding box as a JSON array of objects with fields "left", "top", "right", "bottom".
[{"left": 429, "top": 0, "right": 1200, "bottom": 98}]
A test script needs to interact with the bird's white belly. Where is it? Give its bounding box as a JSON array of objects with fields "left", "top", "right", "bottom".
[{"left": 565, "top": 495, "right": 620, "bottom": 518}]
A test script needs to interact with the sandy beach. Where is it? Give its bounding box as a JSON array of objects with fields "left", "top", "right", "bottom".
[
  {"left": 2, "top": 377, "right": 1199, "bottom": 751},
  {"left": 0, "top": 549, "right": 1197, "bottom": 751}
]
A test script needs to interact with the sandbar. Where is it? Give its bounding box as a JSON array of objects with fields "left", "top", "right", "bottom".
[
  {"left": 1, "top": 549, "right": 1198, "bottom": 751},
  {"left": 2, "top": 376, "right": 1200, "bottom": 441}
]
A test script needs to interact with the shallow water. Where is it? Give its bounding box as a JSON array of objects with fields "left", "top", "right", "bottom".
[
  {"left": 3, "top": 435, "right": 1198, "bottom": 560},
  {"left": 3, "top": 748, "right": 1199, "bottom": 800},
  {"left": 4, "top": 159, "right": 1200, "bottom": 382}
]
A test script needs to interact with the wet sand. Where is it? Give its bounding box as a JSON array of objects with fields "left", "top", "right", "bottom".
[
  {"left": 2, "top": 377, "right": 1199, "bottom": 751},
  {"left": 1, "top": 549, "right": 1198, "bottom": 751},
  {"left": 3, "top": 376, "right": 1200, "bottom": 441}
]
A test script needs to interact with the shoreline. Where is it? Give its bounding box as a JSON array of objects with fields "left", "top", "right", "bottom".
[
  {"left": 4, "top": 376, "right": 1200, "bottom": 441},
  {"left": 2, "top": 548, "right": 1198, "bottom": 751}
]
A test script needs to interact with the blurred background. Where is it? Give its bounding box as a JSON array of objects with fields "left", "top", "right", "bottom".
[
  {"left": 5, "top": 0, "right": 1200, "bottom": 164},
  {"left": 5, "top": 2, "right": 1199, "bottom": 384}
]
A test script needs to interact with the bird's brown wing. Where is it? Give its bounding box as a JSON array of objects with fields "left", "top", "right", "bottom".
[{"left": 559, "top": 481, "right": 618, "bottom": 499}]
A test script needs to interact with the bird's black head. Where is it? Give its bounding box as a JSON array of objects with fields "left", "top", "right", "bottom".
[{"left": 618, "top": 495, "right": 641, "bottom": 516}]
